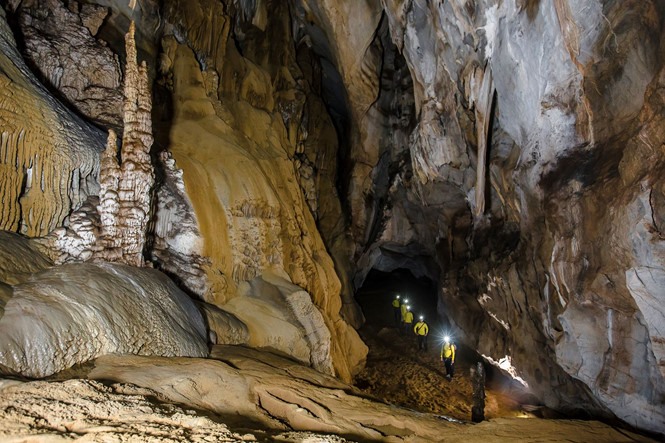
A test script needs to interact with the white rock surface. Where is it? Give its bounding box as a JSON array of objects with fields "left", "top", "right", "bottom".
[
  {"left": 225, "top": 272, "right": 335, "bottom": 375},
  {"left": 0, "top": 252, "right": 208, "bottom": 378}
]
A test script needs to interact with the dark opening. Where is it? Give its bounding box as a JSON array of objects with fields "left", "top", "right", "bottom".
[{"left": 355, "top": 268, "right": 437, "bottom": 328}]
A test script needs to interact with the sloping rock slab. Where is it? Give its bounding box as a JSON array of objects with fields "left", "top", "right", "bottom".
[
  {"left": 86, "top": 347, "right": 656, "bottom": 442},
  {"left": 0, "top": 262, "right": 208, "bottom": 378},
  {"left": 0, "top": 231, "right": 52, "bottom": 285}
]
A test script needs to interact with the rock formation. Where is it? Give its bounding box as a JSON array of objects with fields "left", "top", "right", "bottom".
[
  {"left": 297, "top": 0, "right": 665, "bottom": 434},
  {"left": 0, "top": 232, "right": 208, "bottom": 378},
  {"left": 149, "top": 0, "right": 367, "bottom": 380},
  {"left": 0, "top": 349, "right": 654, "bottom": 442},
  {"left": 16, "top": 0, "right": 124, "bottom": 129},
  {"left": 0, "top": 379, "right": 255, "bottom": 442},
  {"left": 38, "top": 20, "right": 155, "bottom": 267},
  {"left": 95, "top": 21, "right": 154, "bottom": 266}
]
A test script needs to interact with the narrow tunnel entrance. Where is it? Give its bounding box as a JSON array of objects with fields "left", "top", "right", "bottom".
[{"left": 354, "top": 268, "right": 437, "bottom": 328}]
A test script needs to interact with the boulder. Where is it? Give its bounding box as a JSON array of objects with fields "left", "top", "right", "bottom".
[{"left": 0, "top": 257, "right": 208, "bottom": 378}]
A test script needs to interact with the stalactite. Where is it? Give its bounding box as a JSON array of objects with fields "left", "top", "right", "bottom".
[{"left": 471, "top": 64, "right": 495, "bottom": 219}]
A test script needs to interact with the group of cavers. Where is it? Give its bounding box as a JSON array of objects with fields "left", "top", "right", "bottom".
[{"left": 391, "top": 294, "right": 456, "bottom": 379}]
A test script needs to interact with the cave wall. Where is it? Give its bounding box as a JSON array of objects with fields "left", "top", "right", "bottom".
[
  {"left": 295, "top": 0, "right": 665, "bottom": 433},
  {"left": 150, "top": 0, "right": 366, "bottom": 380},
  {"left": 1, "top": 0, "right": 664, "bottom": 433}
]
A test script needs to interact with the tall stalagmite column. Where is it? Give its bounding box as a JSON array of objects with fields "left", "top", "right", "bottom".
[{"left": 96, "top": 21, "right": 154, "bottom": 266}]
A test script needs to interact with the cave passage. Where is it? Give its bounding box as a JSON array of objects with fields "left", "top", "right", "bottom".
[
  {"left": 353, "top": 267, "right": 540, "bottom": 422},
  {"left": 355, "top": 268, "right": 437, "bottom": 329}
]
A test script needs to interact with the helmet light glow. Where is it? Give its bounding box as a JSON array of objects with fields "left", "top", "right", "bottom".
[
  {"left": 444, "top": 335, "right": 450, "bottom": 342},
  {"left": 419, "top": 316, "right": 424, "bottom": 320}
]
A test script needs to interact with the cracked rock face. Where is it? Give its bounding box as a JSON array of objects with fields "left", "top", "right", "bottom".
[{"left": 17, "top": 0, "right": 123, "bottom": 129}]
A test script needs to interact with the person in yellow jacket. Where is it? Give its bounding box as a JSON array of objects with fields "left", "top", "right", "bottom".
[
  {"left": 399, "top": 298, "right": 409, "bottom": 323},
  {"left": 392, "top": 295, "right": 401, "bottom": 326},
  {"left": 400, "top": 298, "right": 409, "bottom": 323},
  {"left": 413, "top": 316, "right": 429, "bottom": 351},
  {"left": 402, "top": 306, "right": 414, "bottom": 335},
  {"left": 441, "top": 336, "right": 456, "bottom": 379}
]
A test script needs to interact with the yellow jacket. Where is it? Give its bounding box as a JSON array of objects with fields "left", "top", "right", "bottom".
[
  {"left": 400, "top": 303, "right": 407, "bottom": 320},
  {"left": 403, "top": 311, "right": 414, "bottom": 324},
  {"left": 392, "top": 298, "right": 400, "bottom": 308},
  {"left": 413, "top": 321, "right": 428, "bottom": 336},
  {"left": 441, "top": 343, "right": 456, "bottom": 362}
]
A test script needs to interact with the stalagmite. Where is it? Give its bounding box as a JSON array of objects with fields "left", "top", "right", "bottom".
[
  {"left": 38, "top": 21, "right": 155, "bottom": 267},
  {"left": 96, "top": 130, "right": 122, "bottom": 259},
  {"left": 108, "top": 22, "right": 155, "bottom": 266}
]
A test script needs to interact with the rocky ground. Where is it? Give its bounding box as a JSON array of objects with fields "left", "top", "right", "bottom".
[
  {"left": 355, "top": 324, "right": 528, "bottom": 422},
  {"left": 0, "top": 261, "right": 657, "bottom": 443}
]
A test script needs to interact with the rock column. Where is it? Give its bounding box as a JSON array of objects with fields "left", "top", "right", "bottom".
[{"left": 96, "top": 22, "right": 154, "bottom": 266}]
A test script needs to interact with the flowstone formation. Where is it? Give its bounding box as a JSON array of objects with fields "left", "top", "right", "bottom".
[
  {"left": 2, "top": 0, "right": 366, "bottom": 381},
  {"left": 143, "top": 0, "right": 367, "bottom": 380},
  {"left": 0, "top": 231, "right": 208, "bottom": 378},
  {"left": 0, "top": 6, "right": 103, "bottom": 237}
]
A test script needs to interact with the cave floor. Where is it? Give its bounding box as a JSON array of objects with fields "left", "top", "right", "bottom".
[{"left": 351, "top": 273, "right": 660, "bottom": 441}]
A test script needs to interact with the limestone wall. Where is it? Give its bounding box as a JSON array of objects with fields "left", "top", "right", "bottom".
[{"left": 149, "top": 0, "right": 367, "bottom": 380}]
